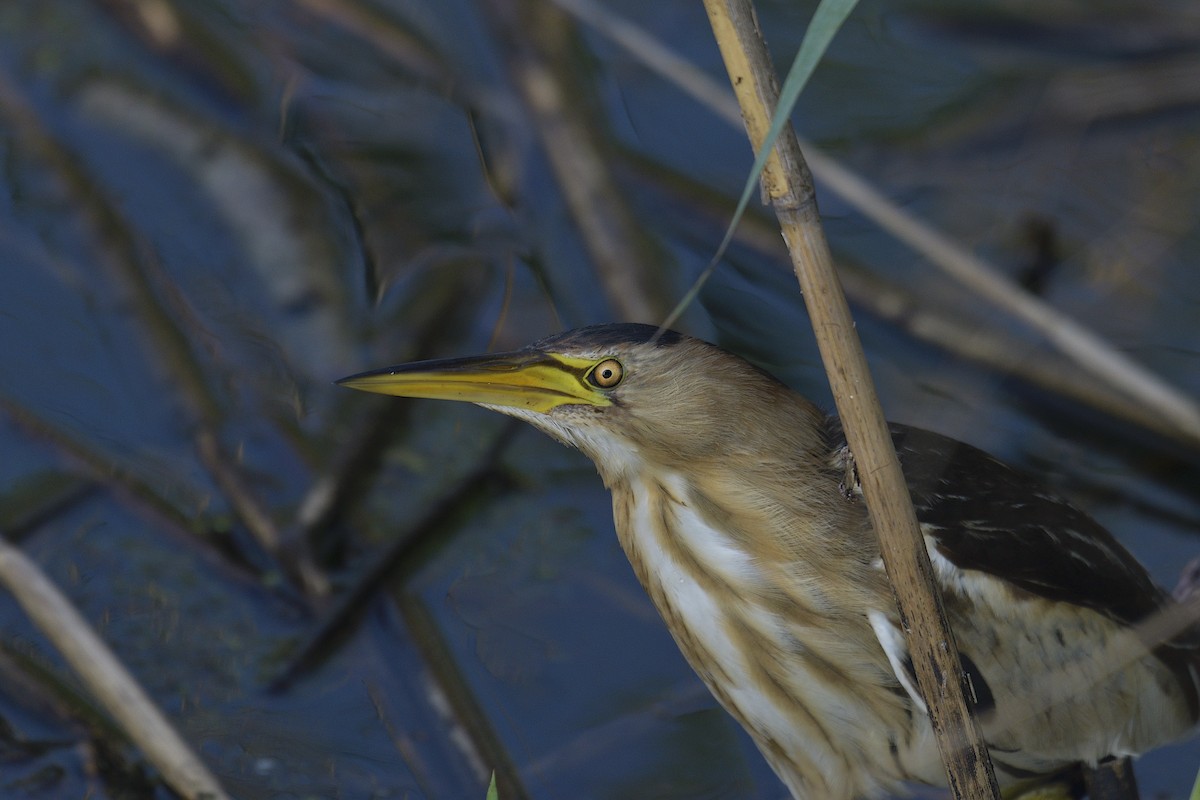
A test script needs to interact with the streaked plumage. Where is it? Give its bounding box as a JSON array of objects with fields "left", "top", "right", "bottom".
[{"left": 339, "top": 323, "right": 1200, "bottom": 799}]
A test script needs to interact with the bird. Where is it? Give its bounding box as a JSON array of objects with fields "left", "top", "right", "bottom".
[{"left": 338, "top": 322, "right": 1200, "bottom": 800}]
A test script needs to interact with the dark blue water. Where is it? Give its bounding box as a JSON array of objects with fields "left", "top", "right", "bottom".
[{"left": 0, "top": 0, "right": 1197, "bottom": 797}]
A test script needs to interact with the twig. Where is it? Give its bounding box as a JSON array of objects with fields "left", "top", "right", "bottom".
[
  {"left": 279, "top": 288, "right": 505, "bottom": 599},
  {"left": 194, "top": 428, "right": 282, "bottom": 554},
  {"left": 0, "top": 66, "right": 299, "bottom": 579},
  {"left": 193, "top": 426, "right": 331, "bottom": 598},
  {"left": 272, "top": 420, "right": 527, "bottom": 798},
  {"left": 833, "top": 267, "right": 1188, "bottom": 443},
  {"left": 481, "top": 0, "right": 669, "bottom": 323},
  {"left": 270, "top": 421, "right": 521, "bottom": 690},
  {"left": 0, "top": 538, "right": 229, "bottom": 800},
  {"left": 293, "top": 0, "right": 455, "bottom": 94},
  {"left": 286, "top": 398, "right": 414, "bottom": 564},
  {"left": 0, "top": 475, "right": 98, "bottom": 545},
  {"left": 399, "top": 593, "right": 530, "bottom": 800},
  {"left": 701, "top": 2, "right": 1000, "bottom": 798},
  {"left": 0, "top": 394, "right": 203, "bottom": 540},
  {"left": 800, "top": 143, "right": 1200, "bottom": 443}
]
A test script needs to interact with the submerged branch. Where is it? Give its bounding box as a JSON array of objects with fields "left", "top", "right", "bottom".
[{"left": 0, "top": 538, "right": 229, "bottom": 800}]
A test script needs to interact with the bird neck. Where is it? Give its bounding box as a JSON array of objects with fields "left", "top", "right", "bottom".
[{"left": 607, "top": 456, "right": 883, "bottom": 619}]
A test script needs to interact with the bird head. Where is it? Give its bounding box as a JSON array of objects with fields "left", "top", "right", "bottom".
[{"left": 338, "top": 323, "right": 824, "bottom": 481}]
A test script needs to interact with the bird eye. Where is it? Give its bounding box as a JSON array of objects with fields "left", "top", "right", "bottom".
[{"left": 588, "top": 358, "right": 623, "bottom": 389}]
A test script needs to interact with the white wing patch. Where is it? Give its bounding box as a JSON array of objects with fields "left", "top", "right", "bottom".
[
  {"left": 868, "top": 610, "right": 926, "bottom": 715},
  {"left": 921, "top": 531, "right": 1027, "bottom": 613}
]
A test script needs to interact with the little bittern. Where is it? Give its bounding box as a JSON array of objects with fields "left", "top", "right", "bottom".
[{"left": 340, "top": 323, "right": 1200, "bottom": 799}]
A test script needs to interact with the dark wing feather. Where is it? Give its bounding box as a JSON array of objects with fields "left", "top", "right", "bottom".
[
  {"left": 826, "top": 418, "right": 1200, "bottom": 721},
  {"left": 887, "top": 424, "right": 1168, "bottom": 626},
  {"left": 885, "top": 423, "right": 1200, "bottom": 720}
]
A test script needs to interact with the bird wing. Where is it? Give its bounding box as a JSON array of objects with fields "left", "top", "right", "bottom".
[
  {"left": 883, "top": 423, "right": 1200, "bottom": 743},
  {"left": 885, "top": 423, "right": 1170, "bottom": 627}
]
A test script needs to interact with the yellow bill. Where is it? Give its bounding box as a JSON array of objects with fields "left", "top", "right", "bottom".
[{"left": 337, "top": 351, "right": 611, "bottom": 413}]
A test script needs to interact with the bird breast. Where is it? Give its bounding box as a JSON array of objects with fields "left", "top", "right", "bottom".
[{"left": 609, "top": 468, "right": 920, "bottom": 800}]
